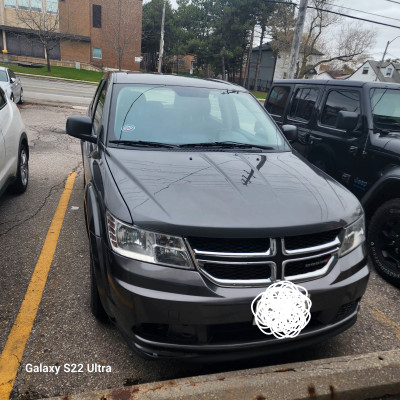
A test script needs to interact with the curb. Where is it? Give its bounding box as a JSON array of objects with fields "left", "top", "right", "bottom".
[
  {"left": 22, "top": 100, "right": 89, "bottom": 109},
  {"left": 16, "top": 72, "right": 99, "bottom": 85},
  {"left": 48, "top": 349, "right": 400, "bottom": 400}
]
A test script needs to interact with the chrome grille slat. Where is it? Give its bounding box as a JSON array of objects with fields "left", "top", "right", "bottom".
[
  {"left": 282, "top": 237, "right": 340, "bottom": 256},
  {"left": 194, "top": 250, "right": 273, "bottom": 258},
  {"left": 197, "top": 259, "right": 275, "bottom": 266}
]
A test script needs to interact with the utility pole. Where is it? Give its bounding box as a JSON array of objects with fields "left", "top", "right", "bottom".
[
  {"left": 158, "top": 0, "right": 166, "bottom": 73},
  {"left": 288, "top": 0, "right": 308, "bottom": 79},
  {"left": 375, "top": 35, "right": 400, "bottom": 81}
]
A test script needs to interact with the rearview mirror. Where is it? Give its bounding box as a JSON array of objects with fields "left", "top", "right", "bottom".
[
  {"left": 10, "top": 77, "right": 16, "bottom": 83},
  {"left": 281, "top": 125, "right": 298, "bottom": 143},
  {"left": 66, "top": 116, "right": 96, "bottom": 143},
  {"left": 336, "top": 111, "right": 359, "bottom": 132}
]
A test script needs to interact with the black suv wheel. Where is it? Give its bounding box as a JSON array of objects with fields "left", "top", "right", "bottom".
[{"left": 369, "top": 199, "right": 400, "bottom": 286}]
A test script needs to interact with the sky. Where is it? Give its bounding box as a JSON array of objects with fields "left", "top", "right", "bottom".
[{"left": 144, "top": 0, "right": 400, "bottom": 62}]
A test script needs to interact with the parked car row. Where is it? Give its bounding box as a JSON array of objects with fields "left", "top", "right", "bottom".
[{"left": 264, "top": 79, "right": 400, "bottom": 287}]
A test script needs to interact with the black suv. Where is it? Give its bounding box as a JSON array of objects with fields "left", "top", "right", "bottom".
[
  {"left": 66, "top": 73, "right": 369, "bottom": 360},
  {"left": 265, "top": 79, "right": 400, "bottom": 286}
]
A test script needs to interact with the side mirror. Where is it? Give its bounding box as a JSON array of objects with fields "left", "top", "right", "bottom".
[
  {"left": 66, "top": 116, "right": 96, "bottom": 143},
  {"left": 281, "top": 124, "right": 298, "bottom": 143},
  {"left": 10, "top": 77, "right": 16, "bottom": 83},
  {"left": 336, "top": 111, "right": 359, "bottom": 131}
]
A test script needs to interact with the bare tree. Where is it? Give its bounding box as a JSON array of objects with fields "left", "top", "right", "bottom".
[
  {"left": 15, "top": 7, "right": 61, "bottom": 72},
  {"left": 296, "top": 0, "right": 375, "bottom": 77},
  {"left": 103, "top": 0, "right": 141, "bottom": 71},
  {"left": 270, "top": 0, "right": 375, "bottom": 78}
]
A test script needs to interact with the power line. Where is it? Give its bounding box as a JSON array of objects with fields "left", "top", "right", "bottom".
[
  {"left": 324, "top": 1, "right": 400, "bottom": 23},
  {"left": 264, "top": 1, "right": 400, "bottom": 28},
  {"left": 307, "top": 6, "right": 400, "bottom": 29}
]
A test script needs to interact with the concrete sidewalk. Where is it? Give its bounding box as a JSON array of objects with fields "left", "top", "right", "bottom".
[{"left": 48, "top": 349, "right": 400, "bottom": 400}]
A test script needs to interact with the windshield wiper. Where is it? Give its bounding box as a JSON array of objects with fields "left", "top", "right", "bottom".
[
  {"left": 178, "top": 141, "right": 274, "bottom": 150},
  {"left": 109, "top": 140, "right": 178, "bottom": 148}
]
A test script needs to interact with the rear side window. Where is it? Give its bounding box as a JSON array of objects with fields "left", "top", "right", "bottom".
[
  {"left": 321, "top": 90, "right": 360, "bottom": 127},
  {"left": 266, "top": 86, "right": 290, "bottom": 116},
  {"left": 289, "top": 88, "right": 319, "bottom": 121}
]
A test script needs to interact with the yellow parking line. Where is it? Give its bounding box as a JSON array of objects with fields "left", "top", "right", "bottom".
[
  {"left": 0, "top": 172, "right": 77, "bottom": 400},
  {"left": 23, "top": 84, "right": 92, "bottom": 95},
  {"left": 366, "top": 300, "right": 400, "bottom": 341}
]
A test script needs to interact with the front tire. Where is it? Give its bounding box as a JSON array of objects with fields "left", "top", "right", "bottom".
[
  {"left": 18, "top": 89, "right": 24, "bottom": 104},
  {"left": 8, "top": 143, "right": 29, "bottom": 194},
  {"left": 369, "top": 199, "right": 400, "bottom": 287}
]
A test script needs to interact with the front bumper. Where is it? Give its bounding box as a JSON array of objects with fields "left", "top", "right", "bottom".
[{"left": 95, "top": 235, "right": 369, "bottom": 360}]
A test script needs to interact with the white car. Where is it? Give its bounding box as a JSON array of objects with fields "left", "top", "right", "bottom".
[
  {"left": 0, "top": 86, "right": 29, "bottom": 197},
  {"left": 0, "top": 66, "right": 23, "bottom": 104}
]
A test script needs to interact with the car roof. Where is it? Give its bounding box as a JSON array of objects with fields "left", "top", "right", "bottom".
[
  {"left": 112, "top": 72, "right": 248, "bottom": 91},
  {"left": 0, "top": 66, "right": 8, "bottom": 72},
  {"left": 272, "top": 79, "right": 400, "bottom": 89}
]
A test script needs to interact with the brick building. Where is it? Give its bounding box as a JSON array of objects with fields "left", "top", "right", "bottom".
[{"left": 0, "top": 0, "right": 142, "bottom": 70}]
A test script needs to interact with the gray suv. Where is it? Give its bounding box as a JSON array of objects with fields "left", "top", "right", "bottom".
[{"left": 66, "top": 73, "right": 369, "bottom": 360}]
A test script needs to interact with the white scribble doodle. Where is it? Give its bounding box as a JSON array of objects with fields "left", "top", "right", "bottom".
[{"left": 251, "top": 281, "right": 312, "bottom": 339}]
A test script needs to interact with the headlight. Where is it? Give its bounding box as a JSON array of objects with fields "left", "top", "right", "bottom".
[
  {"left": 339, "top": 215, "right": 365, "bottom": 257},
  {"left": 106, "top": 212, "right": 193, "bottom": 269}
]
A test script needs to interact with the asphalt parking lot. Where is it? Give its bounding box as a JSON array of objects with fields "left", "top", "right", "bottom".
[{"left": 0, "top": 103, "right": 400, "bottom": 399}]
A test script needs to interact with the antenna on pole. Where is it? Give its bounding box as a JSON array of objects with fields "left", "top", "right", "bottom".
[{"left": 158, "top": 0, "right": 166, "bottom": 73}]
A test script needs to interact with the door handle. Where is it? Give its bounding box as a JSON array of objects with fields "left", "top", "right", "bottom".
[
  {"left": 309, "top": 135, "right": 322, "bottom": 144},
  {"left": 349, "top": 146, "right": 358, "bottom": 155}
]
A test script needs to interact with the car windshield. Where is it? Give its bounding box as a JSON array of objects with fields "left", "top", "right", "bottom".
[
  {"left": 370, "top": 88, "right": 400, "bottom": 131},
  {"left": 0, "top": 71, "right": 8, "bottom": 82},
  {"left": 109, "top": 84, "right": 287, "bottom": 150}
]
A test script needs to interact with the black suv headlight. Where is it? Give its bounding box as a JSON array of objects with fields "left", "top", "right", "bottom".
[
  {"left": 339, "top": 215, "right": 366, "bottom": 257},
  {"left": 106, "top": 212, "right": 194, "bottom": 269}
]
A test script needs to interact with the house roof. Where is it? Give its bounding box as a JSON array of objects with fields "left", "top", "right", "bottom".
[{"left": 367, "top": 60, "right": 400, "bottom": 83}]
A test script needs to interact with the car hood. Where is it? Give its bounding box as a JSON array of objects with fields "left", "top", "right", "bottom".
[{"left": 105, "top": 149, "right": 363, "bottom": 237}]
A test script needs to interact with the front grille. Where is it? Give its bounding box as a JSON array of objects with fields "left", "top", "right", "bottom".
[
  {"left": 201, "top": 263, "right": 272, "bottom": 281},
  {"left": 284, "top": 255, "right": 332, "bottom": 278},
  {"left": 284, "top": 229, "right": 341, "bottom": 251},
  {"left": 187, "top": 230, "right": 341, "bottom": 287},
  {"left": 188, "top": 237, "right": 270, "bottom": 253}
]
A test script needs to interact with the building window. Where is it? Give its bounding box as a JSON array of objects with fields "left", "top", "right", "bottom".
[
  {"left": 30, "top": 0, "right": 42, "bottom": 11},
  {"left": 362, "top": 66, "right": 369, "bottom": 75},
  {"left": 386, "top": 67, "right": 393, "bottom": 77},
  {"left": 18, "top": 0, "right": 30, "bottom": 10},
  {"left": 93, "top": 47, "right": 102, "bottom": 59},
  {"left": 4, "top": 0, "right": 16, "bottom": 8},
  {"left": 46, "top": 0, "right": 58, "bottom": 14},
  {"left": 93, "top": 5, "right": 102, "bottom": 28}
]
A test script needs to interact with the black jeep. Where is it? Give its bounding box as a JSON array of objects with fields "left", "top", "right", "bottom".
[{"left": 265, "top": 79, "right": 400, "bottom": 286}]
